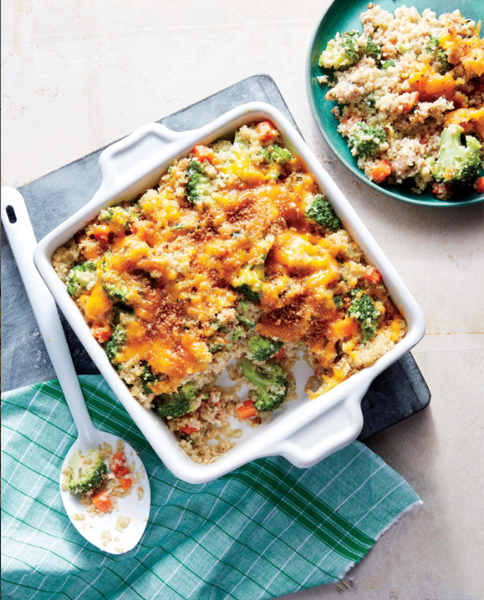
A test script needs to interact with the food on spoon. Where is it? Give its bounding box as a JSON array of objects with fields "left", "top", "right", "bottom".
[
  {"left": 62, "top": 441, "right": 139, "bottom": 516},
  {"left": 318, "top": 5, "right": 484, "bottom": 199},
  {"left": 53, "top": 121, "right": 407, "bottom": 464},
  {"left": 66, "top": 449, "right": 107, "bottom": 494}
]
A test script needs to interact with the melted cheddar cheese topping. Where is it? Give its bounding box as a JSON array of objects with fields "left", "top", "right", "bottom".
[{"left": 61, "top": 123, "right": 405, "bottom": 397}]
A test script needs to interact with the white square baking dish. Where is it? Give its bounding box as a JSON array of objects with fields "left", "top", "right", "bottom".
[{"left": 34, "top": 102, "right": 425, "bottom": 484}]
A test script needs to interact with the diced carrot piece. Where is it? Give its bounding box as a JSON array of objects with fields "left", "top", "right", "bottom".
[
  {"left": 91, "top": 325, "right": 112, "bottom": 343},
  {"left": 193, "top": 145, "right": 216, "bottom": 163},
  {"left": 110, "top": 452, "right": 127, "bottom": 475},
  {"left": 432, "top": 182, "right": 452, "bottom": 199},
  {"left": 273, "top": 347, "right": 286, "bottom": 359},
  {"left": 120, "top": 477, "right": 132, "bottom": 491},
  {"left": 256, "top": 120, "right": 277, "bottom": 142},
  {"left": 370, "top": 159, "right": 392, "bottom": 184},
  {"left": 237, "top": 400, "right": 257, "bottom": 420},
  {"left": 116, "top": 466, "right": 130, "bottom": 478},
  {"left": 92, "top": 491, "right": 113, "bottom": 513},
  {"left": 364, "top": 268, "right": 382, "bottom": 284},
  {"left": 179, "top": 426, "right": 197, "bottom": 435},
  {"left": 477, "top": 177, "right": 484, "bottom": 195}
]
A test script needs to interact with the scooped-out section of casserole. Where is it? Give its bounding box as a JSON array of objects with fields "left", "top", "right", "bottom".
[{"left": 53, "top": 121, "right": 407, "bottom": 463}]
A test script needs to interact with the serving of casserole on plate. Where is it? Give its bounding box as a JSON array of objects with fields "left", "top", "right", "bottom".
[
  {"left": 307, "top": 0, "right": 484, "bottom": 206},
  {"left": 35, "top": 102, "right": 425, "bottom": 483},
  {"left": 318, "top": 5, "right": 484, "bottom": 200}
]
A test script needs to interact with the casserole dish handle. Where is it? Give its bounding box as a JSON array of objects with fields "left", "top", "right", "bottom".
[
  {"left": 97, "top": 123, "right": 191, "bottom": 191},
  {"left": 271, "top": 386, "right": 368, "bottom": 468}
]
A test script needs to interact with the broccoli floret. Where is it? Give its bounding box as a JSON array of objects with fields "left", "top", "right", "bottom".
[
  {"left": 364, "top": 37, "right": 381, "bottom": 62},
  {"left": 365, "top": 93, "right": 376, "bottom": 108},
  {"left": 233, "top": 264, "right": 264, "bottom": 302},
  {"left": 179, "top": 433, "right": 197, "bottom": 445},
  {"left": 305, "top": 195, "right": 342, "bottom": 232},
  {"left": 333, "top": 295, "right": 343, "bottom": 307},
  {"left": 435, "top": 48, "right": 451, "bottom": 73},
  {"left": 208, "top": 343, "right": 224, "bottom": 353},
  {"left": 211, "top": 318, "right": 227, "bottom": 332},
  {"left": 238, "top": 315, "right": 256, "bottom": 328},
  {"left": 186, "top": 159, "right": 212, "bottom": 204},
  {"left": 230, "top": 326, "right": 245, "bottom": 341},
  {"left": 427, "top": 36, "right": 451, "bottom": 73},
  {"left": 348, "top": 289, "right": 382, "bottom": 343},
  {"left": 154, "top": 383, "right": 198, "bottom": 419},
  {"left": 66, "top": 262, "right": 97, "bottom": 297},
  {"left": 261, "top": 144, "right": 293, "bottom": 179},
  {"left": 240, "top": 358, "right": 288, "bottom": 412},
  {"left": 103, "top": 284, "right": 128, "bottom": 303},
  {"left": 105, "top": 325, "right": 126, "bottom": 363},
  {"left": 382, "top": 60, "right": 395, "bottom": 69},
  {"left": 67, "top": 449, "right": 107, "bottom": 494},
  {"left": 99, "top": 206, "right": 134, "bottom": 227},
  {"left": 348, "top": 123, "right": 387, "bottom": 159},
  {"left": 248, "top": 335, "right": 283, "bottom": 362},
  {"left": 236, "top": 301, "right": 257, "bottom": 329},
  {"left": 261, "top": 144, "right": 293, "bottom": 165},
  {"left": 319, "top": 31, "right": 361, "bottom": 70},
  {"left": 101, "top": 260, "right": 134, "bottom": 308},
  {"left": 433, "top": 125, "right": 481, "bottom": 185},
  {"left": 99, "top": 208, "right": 115, "bottom": 222},
  {"left": 140, "top": 361, "right": 160, "bottom": 395}
]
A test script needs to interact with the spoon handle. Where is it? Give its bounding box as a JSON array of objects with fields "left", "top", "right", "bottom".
[{"left": 1, "top": 187, "right": 96, "bottom": 445}]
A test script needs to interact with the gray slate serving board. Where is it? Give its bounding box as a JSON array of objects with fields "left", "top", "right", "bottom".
[{"left": 1, "top": 74, "right": 430, "bottom": 438}]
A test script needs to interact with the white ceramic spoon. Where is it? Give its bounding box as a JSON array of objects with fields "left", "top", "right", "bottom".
[{"left": 1, "top": 187, "right": 151, "bottom": 554}]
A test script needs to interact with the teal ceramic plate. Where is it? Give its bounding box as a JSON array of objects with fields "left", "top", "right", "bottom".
[{"left": 307, "top": 0, "right": 484, "bottom": 207}]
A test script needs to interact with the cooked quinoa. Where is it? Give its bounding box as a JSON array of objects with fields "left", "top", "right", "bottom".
[
  {"left": 319, "top": 5, "right": 484, "bottom": 199},
  {"left": 115, "top": 515, "right": 131, "bottom": 532},
  {"left": 53, "top": 121, "right": 407, "bottom": 464}
]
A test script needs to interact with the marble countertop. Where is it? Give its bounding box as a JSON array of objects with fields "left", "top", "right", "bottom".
[{"left": 2, "top": 1, "right": 483, "bottom": 598}]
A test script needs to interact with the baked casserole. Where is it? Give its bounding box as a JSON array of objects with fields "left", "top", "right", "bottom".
[{"left": 53, "top": 121, "right": 407, "bottom": 463}]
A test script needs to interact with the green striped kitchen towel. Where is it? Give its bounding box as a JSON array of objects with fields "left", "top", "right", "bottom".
[{"left": 1, "top": 375, "right": 421, "bottom": 600}]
